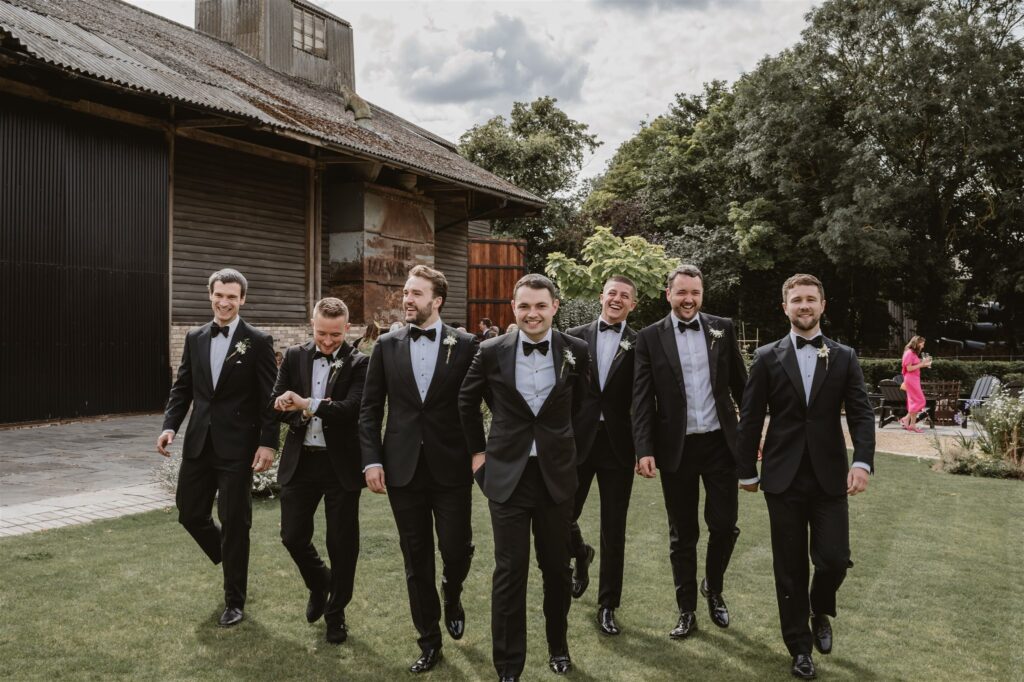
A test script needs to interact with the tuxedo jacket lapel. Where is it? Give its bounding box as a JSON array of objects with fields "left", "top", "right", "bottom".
[
  {"left": 539, "top": 331, "right": 567, "bottom": 416},
  {"left": 807, "top": 338, "right": 834, "bottom": 407},
  {"left": 701, "top": 313, "right": 719, "bottom": 392},
  {"left": 214, "top": 319, "right": 247, "bottom": 394},
  {"left": 774, "top": 336, "right": 806, "bottom": 408},
  {"left": 196, "top": 322, "right": 214, "bottom": 395},
  {"left": 324, "top": 342, "right": 353, "bottom": 397},
  {"left": 423, "top": 325, "right": 453, "bottom": 406},
  {"left": 500, "top": 332, "right": 533, "bottom": 414},
  {"left": 658, "top": 316, "right": 686, "bottom": 397},
  {"left": 584, "top": 321, "right": 601, "bottom": 392},
  {"left": 606, "top": 325, "right": 635, "bottom": 388},
  {"left": 299, "top": 341, "right": 315, "bottom": 398},
  {"left": 393, "top": 327, "right": 422, "bottom": 406}
]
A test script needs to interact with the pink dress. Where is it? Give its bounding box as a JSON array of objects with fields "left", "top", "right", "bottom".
[{"left": 902, "top": 349, "right": 926, "bottom": 412}]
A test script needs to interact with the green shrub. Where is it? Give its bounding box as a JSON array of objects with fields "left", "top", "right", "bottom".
[{"left": 860, "top": 359, "right": 1024, "bottom": 394}]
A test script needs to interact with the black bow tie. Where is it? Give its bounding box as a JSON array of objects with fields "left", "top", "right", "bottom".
[
  {"left": 677, "top": 319, "right": 700, "bottom": 333},
  {"left": 211, "top": 323, "right": 230, "bottom": 338},
  {"left": 409, "top": 326, "right": 437, "bottom": 342},
  {"left": 796, "top": 336, "right": 824, "bottom": 349},
  {"left": 599, "top": 321, "right": 622, "bottom": 333},
  {"left": 313, "top": 350, "right": 337, "bottom": 362},
  {"left": 523, "top": 340, "right": 550, "bottom": 356}
]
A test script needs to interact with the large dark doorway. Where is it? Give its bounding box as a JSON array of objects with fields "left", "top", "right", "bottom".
[{"left": 0, "top": 98, "right": 169, "bottom": 423}]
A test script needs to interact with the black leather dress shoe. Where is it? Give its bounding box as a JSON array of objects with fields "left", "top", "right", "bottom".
[
  {"left": 443, "top": 598, "right": 466, "bottom": 640},
  {"left": 218, "top": 606, "right": 244, "bottom": 628},
  {"left": 498, "top": 676, "right": 519, "bottom": 682},
  {"left": 597, "top": 607, "right": 621, "bottom": 635},
  {"left": 571, "top": 545, "right": 595, "bottom": 599},
  {"left": 409, "top": 648, "right": 442, "bottom": 673},
  {"left": 791, "top": 653, "right": 816, "bottom": 679},
  {"left": 669, "top": 610, "right": 697, "bottom": 639},
  {"left": 548, "top": 653, "right": 572, "bottom": 675},
  {"left": 700, "top": 578, "right": 730, "bottom": 628},
  {"left": 307, "top": 567, "right": 331, "bottom": 622},
  {"left": 811, "top": 613, "right": 832, "bottom": 654},
  {"left": 325, "top": 620, "right": 348, "bottom": 644}
]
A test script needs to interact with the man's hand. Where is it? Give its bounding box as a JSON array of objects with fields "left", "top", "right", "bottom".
[
  {"left": 739, "top": 481, "right": 759, "bottom": 493},
  {"left": 366, "top": 467, "right": 386, "bottom": 494},
  {"left": 274, "top": 390, "right": 310, "bottom": 413},
  {"left": 636, "top": 456, "right": 657, "bottom": 479},
  {"left": 156, "top": 431, "right": 174, "bottom": 457},
  {"left": 472, "top": 453, "right": 485, "bottom": 473},
  {"left": 847, "top": 467, "right": 869, "bottom": 495},
  {"left": 252, "top": 446, "right": 275, "bottom": 472}
]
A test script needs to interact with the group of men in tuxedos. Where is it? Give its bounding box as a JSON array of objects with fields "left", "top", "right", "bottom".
[{"left": 157, "top": 264, "right": 874, "bottom": 681}]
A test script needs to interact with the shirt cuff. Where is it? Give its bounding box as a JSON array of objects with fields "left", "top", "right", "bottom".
[
  {"left": 739, "top": 476, "right": 760, "bottom": 485},
  {"left": 851, "top": 462, "right": 872, "bottom": 473},
  {"left": 303, "top": 397, "right": 320, "bottom": 420},
  {"left": 161, "top": 429, "right": 175, "bottom": 437},
  {"left": 362, "top": 463, "right": 383, "bottom": 473}
]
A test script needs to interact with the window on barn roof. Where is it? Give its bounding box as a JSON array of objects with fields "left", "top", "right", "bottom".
[{"left": 293, "top": 4, "right": 327, "bottom": 59}]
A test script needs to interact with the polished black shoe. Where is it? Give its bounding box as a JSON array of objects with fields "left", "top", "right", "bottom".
[
  {"left": 307, "top": 585, "right": 330, "bottom": 623},
  {"left": 325, "top": 620, "right": 348, "bottom": 644},
  {"left": 791, "top": 653, "right": 816, "bottom": 679},
  {"left": 669, "top": 610, "right": 697, "bottom": 639},
  {"left": 811, "top": 613, "right": 832, "bottom": 655},
  {"left": 548, "top": 653, "right": 572, "bottom": 675},
  {"left": 700, "top": 578, "right": 730, "bottom": 628},
  {"left": 409, "top": 648, "right": 442, "bottom": 673},
  {"left": 597, "top": 607, "right": 621, "bottom": 635},
  {"left": 443, "top": 597, "right": 466, "bottom": 640},
  {"left": 218, "top": 606, "right": 244, "bottom": 628},
  {"left": 571, "top": 544, "right": 595, "bottom": 599}
]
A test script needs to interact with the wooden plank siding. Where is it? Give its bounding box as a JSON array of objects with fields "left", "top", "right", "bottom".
[
  {"left": 467, "top": 237, "right": 526, "bottom": 331},
  {"left": 435, "top": 218, "right": 469, "bottom": 326},
  {"left": 172, "top": 138, "right": 308, "bottom": 323}
]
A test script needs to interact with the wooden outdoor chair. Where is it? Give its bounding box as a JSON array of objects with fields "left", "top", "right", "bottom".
[
  {"left": 876, "top": 379, "right": 908, "bottom": 428},
  {"left": 958, "top": 375, "right": 999, "bottom": 428},
  {"left": 1004, "top": 381, "right": 1024, "bottom": 398},
  {"left": 921, "top": 380, "right": 962, "bottom": 427}
]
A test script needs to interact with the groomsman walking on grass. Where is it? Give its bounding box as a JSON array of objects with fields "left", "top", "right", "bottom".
[
  {"left": 735, "top": 273, "right": 875, "bottom": 680},
  {"left": 271, "top": 297, "right": 368, "bottom": 645},
  {"left": 566, "top": 275, "right": 639, "bottom": 636},
  {"left": 156, "top": 268, "right": 278, "bottom": 628}
]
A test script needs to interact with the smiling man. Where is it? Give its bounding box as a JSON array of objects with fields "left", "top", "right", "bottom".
[
  {"left": 735, "top": 273, "right": 875, "bottom": 680},
  {"left": 459, "top": 274, "right": 590, "bottom": 682},
  {"left": 565, "top": 276, "right": 639, "bottom": 636},
  {"left": 632, "top": 264, "right": 748, "bottom": 640},
  {"left": 359, "top": 265, "right": 478, "bottom": 674},
  {"left": 157, "top": 268, "right": 278, "bottom": 628}
]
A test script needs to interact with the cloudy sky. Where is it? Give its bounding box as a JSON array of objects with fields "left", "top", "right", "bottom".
[{"left": 129, "top": 0, "right": 816, "bottom": 179}]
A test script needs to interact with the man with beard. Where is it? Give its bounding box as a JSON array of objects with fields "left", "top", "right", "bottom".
[
  {"left": 157, "top": 268, "right": 277, "bottom": 628},
  {"left": 566, "top": 275, "right": 639, "bottom": 635},
  {"left": 633, "top": 264, "right": 747, "bottom": 640},
  {"left": 459, "top": 274, "right": 590, "bottom": 682},
  {"left": 359, "top": 265, "right": 478, "bottom": 674},
  {"left": 735, "top": 273, "right": 874, "bottom": 679},
  {"left": 271, "top": 297, "right": 368, "bottom": 645}
]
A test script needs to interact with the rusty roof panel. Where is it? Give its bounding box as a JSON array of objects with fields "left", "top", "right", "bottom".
[{"left": 0, "top": 0, "right": 544, "bottom": 207}]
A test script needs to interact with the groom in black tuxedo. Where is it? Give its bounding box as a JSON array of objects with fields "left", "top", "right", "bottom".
[
  {"left": 272, "top": 297, "right": 368, "bottom": 645},
  {"left": 632, "top": 264, "right": 747, "bottom": 639},
  {"left": 566, "top": 275, "right": 638, "bottom": 636},
  {"left": 359, "top": 265, "right": 478, "bottom": 674},
  {"left": 157, "top": 268, "right": 278, "bottom": 628},
  {"left": 459, "top": 274, "right": 590, "bottom": 682},
  {"left": 735, "top": 273, "right": 874, "bottom": 680}
]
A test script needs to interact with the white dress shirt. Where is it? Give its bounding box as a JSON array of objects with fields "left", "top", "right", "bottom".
[
  {"left": 410, "top": 319, "right": 443, "bottom": 402},
  {"left": 303, "top": 348, "right": 340, "bottom": 448},
  {"left": 515, "top": 329, "right": 556, "bottom": 457},
  {"left": 210, "top": 316, "right": 240, "bottom": 389},
  {"left": 671, "top": 313, "right": 720, "bottom": 435},
  {"left": 595, "top": 317, "right": 624, "bottom": 421}
]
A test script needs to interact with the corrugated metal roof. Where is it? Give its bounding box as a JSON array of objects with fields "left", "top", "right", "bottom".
[{"left": 0, "top": 0, "right": 544, "bottom": 207}]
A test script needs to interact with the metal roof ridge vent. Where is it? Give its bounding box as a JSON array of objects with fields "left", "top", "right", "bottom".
[{"left": 336, "top": 78, "right": 372, "bottom": 129}]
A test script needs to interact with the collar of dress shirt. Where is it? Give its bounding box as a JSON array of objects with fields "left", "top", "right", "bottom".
[
  {"left": 212, "top": 316, "right": 239, "bottom": 336},
  {"left": 518, "top": 328, "right": 553, "bottom": 356},
  {"left": 669, "top": 311, "right": 700, "bottom": 332},
  {"left": 411, "top": 318, "right": 444, "bottom": 341},
  {"left": 789, "top": 330, "right": 823, "bottom": 349}
]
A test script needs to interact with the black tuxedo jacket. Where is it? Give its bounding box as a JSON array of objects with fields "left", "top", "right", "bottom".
[
  {"left": 632, "top": 312, "right": 747, "bottom": 473},
  {"left": 567, "top": 320, "right": 637, "bottom": 467},
  {"left": 359, "top": 324, "right": 478, "bottom": 487},
  {"left": 459, "top": 330, "right": 590, "bottom": 505},
  {"left": 271, "top": 341, "right": 368, "bottom": 491},
  {"left": 162, "top": 318, "right": 278, "bottom": 460},
  {"left": 735, "top": 335, "right": 876, "bottom": 496}
]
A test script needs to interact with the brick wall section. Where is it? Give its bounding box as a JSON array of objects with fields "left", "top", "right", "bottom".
[{"left": 169, "top": 324, "right": 368, "bottom": 376}]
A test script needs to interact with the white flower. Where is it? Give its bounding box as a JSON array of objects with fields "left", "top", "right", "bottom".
[
  {"left": 226, "top": 338, "right": 250, "bottom": 361},
  {"left": 619, "top": 339, "right": 633, "bottom": 352},
  {"left": 817, "top": 344, "right": 830, "bottom": 369},
  {"left": 332, "top": 358, "right": 344, "bottom": 370},
  {"left": 443, "top": 332, "right": 458, "bottom": 363},
  {"left": 708, "top": 326, "right": 724, "bottom": 349},
  {"left": 561, "top": 349, "right": 576, "bottom": 378}
]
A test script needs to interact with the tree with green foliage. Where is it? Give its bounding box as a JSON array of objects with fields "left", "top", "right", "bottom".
[{"left": 459, "top": 97, "right": 601, "bottom": 271}]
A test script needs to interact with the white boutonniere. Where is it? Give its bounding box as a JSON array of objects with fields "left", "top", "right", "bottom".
[
  {"left": 225, "top": 338, "right": 250, "bottom": 362},
  {"left": 443, "top": 332, "right": 458, "bottom": 363},
  {"left": 614, "top": 338, "right": 633, "bottom": 360},
  {"left": 328, "top": 356, "right": 345, "bottom": 383},
  {"left": 708, "top": 326, "right": 724, "bottom": 349},
  {"left": 817, "top": 344, "right": 830, "bottom": 369},
  {"left": 561, "top": 349, "right": 576, "bottom": 378}
]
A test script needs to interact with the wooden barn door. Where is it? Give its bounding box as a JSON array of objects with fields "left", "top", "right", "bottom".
[{"left": 467, "top": 237, "right": 526, "bottom": 332}]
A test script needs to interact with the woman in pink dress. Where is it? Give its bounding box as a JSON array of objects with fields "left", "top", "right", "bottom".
[{"left": 901, "top": 336, "right": 932, "bottom": 432}]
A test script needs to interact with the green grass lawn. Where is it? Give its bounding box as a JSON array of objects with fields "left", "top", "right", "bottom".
[{"left": 2, "top": 452, "right": 1022, "bottom": 681}]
